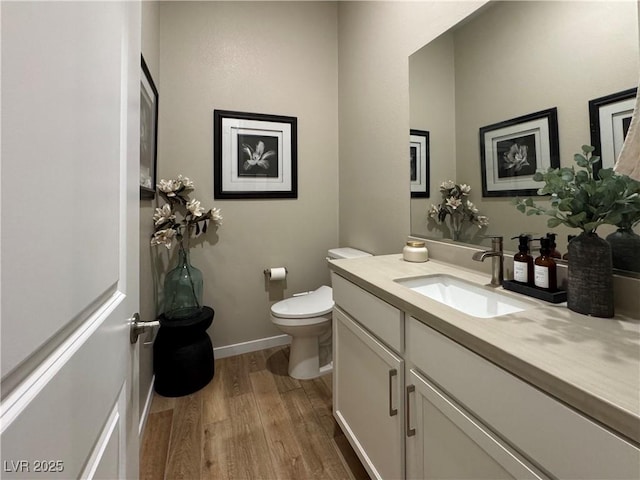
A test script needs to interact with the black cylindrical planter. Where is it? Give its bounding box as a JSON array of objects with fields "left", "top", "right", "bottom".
[
  {"left": 153, "top": 306, "right": 215, "bottom": 397},
  {"left": 567, "top": 232, "right": 614, "bottom": 318}
]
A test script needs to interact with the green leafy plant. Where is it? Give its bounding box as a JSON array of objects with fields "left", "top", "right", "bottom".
[
  {"left": 515, "top": 145, "right": 640, "bottom": 233},
  {"left": 617, "top": 182, "right": 640, "bottom": 230}
]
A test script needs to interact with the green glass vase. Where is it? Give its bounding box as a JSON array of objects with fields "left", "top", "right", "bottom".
[{"left": 163, "top": 243, "right": 203, "bottom": 319}]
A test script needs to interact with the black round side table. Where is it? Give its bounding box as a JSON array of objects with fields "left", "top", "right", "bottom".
[{"left": 153, "top": 306, "right": 215, "bottom": 397}]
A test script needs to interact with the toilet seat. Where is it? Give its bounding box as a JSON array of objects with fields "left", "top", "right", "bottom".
[
  {"left": 268, "top": 247, "right": 369, "bottom": 380},
  {"left": 271, "top": 285, "right": 334, "bottom": 319}
]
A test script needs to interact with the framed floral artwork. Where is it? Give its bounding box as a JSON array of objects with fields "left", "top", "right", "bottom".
[
  {"left": 479, "top": 107, "right": 560, "bottom": 197},
  {"left": 213, "top": 110, "right": 297, "bottom": 199},
  {"left": 140, "top": 55, "right": 158, "bottom": 200},
  {"left": 410, "top": 129, "right": 430, "bottom": 198},
  {"left": 589, "top": 87, "right": 637, "bottom": 176}
]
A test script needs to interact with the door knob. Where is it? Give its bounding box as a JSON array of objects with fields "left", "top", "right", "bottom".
[{"left": 130, "top": 313, "right": 160, "bottom": 344}]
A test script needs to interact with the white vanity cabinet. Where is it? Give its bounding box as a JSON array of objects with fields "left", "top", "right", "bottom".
[
  {"left": 331, "top": 270, "right": 640, "bottom": 480},
  {"left": 406, "top": 316, "right": 640, "bottom": 480},
  {"left": 405, "top": 368, "right": 546, "bottom": 479},
  {"left": 332, "top": 273, "right": 404, "bottom": 480}
]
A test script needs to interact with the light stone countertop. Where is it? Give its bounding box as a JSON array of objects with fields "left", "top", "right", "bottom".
[{"left": 328, "top": 253, "right": 640, "bottom": 445}]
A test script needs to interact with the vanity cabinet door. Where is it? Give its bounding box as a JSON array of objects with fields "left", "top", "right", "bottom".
[
  {"left": 333, "top": 307, "right": 404, "bottom": 480},
  {"left": 406, "top": 368, "right": 548, "bottom": 480}
]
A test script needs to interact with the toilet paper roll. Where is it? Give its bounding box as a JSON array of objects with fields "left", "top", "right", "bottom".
[{"left": 267, "top": 267, "right": 287, "bottom": 281}]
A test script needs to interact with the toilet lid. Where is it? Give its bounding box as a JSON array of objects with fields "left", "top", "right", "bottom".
[{"left": 271, "top": 285, "right": 334, "bottom": 318}]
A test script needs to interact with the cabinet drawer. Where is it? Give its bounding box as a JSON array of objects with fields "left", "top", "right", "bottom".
[
  {"left": 332, "top": 273, "right": 403, "bottom": 353},
  {"left": 407, "top": 317, "right": 640, "bottom": 480}
]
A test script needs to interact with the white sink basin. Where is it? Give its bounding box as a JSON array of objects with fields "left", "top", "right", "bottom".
[{"left": 394, "top": 274, "right": 531, "bottom": 318}]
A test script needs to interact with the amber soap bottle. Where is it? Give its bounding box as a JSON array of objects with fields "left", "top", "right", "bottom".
[
  {"left": 562, "top": 235, "right": 576, "bottom": 260},
  {"left": 546, "top": 233, "right": 562, "bottom": 259},
  {"left": 512, "top": 234, "right": 534, "bottom": 285},
  {"left": 534, "top": 237, "right": 557, "bottom": 291}
]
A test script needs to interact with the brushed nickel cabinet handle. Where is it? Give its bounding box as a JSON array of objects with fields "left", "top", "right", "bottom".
[
  {"left": 388, "top": 369, "right": 398, "bottom": 416},
  {"left": 406, "top": 384, "right": 416, "bottom": 437}
]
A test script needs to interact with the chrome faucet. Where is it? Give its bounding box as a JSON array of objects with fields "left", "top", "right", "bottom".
[{"left": 472, "top": 236, "right": 504, "bottom": 287}]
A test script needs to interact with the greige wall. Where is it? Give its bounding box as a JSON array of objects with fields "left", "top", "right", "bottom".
[
  {"left": 157, "top": 1, "right": 339, "bottom": 348},
  {"left": 140, "top": 0, "right": 159, "bottom": 421},
  {"left": 337, "top": 1, "right": 487, "bottom": 255}
]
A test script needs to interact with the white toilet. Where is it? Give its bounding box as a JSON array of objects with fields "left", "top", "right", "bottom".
[{"left": 270, "top": 247, "right": 371, "bottom": 379}]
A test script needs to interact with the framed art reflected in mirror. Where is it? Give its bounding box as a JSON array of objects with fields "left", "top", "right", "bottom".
[
  {"left": 589, "top": 87, "right": 637, "bottom": 176},
  {"left": 410, "top": 129, "right": 430, "bottom": 198},
  {"left": 479, "top": 108, "right": 560, "bottom": 197}
]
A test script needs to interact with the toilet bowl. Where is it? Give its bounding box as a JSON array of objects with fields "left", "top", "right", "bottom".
[
  {"left": 270, "top": 247, "right": 372, "bottom": 379},
  {"left": 270, "top": 286, "right": 334, "bottom": 379}
]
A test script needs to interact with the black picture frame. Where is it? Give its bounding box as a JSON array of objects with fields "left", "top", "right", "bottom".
[
  {"left": 410, "top": 129, "right": 430, "bottom": 198},
  {"left": 589, "top": 87, "right": 637, "bottom": 176},
  {"left": 479, "top": 107, "right": 560, "bottom": 197},
  {"left": 214, "top": 110, "right": 298, "bottom": 199},
  {"left": 140, "top": 55, "right": 158, "bottom": 200}
]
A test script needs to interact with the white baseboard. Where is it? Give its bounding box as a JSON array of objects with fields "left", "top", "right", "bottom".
[
  {"left": 214, "top": 334, "right": 291, "bottom": 359},
  {"left": 138, "top": 374, "right": 155, "bottom": 438},
  {"left": 319, "top": 361, "right": 333, "bottom": 375}
]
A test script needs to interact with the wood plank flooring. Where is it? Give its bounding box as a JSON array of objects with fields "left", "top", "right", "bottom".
[{"left": 140, "top": 346, "right": 370, "bottom": 480}]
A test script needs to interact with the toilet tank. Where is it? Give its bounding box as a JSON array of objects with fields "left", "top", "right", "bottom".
[{"left": 327, "top": 247, "right": 372, "bottom": 260}]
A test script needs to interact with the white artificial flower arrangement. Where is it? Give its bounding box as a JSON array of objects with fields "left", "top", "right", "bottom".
[
  {"left": 151, "top": 175, "right": 222, "bottom": 249},
  {"left": 428, "top": 180, "right": 489, "bottom": 240}
]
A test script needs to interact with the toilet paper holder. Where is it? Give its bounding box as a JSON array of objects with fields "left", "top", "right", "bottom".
[{"left": 264, "top": 267, "right": 288, "bottom": 279}]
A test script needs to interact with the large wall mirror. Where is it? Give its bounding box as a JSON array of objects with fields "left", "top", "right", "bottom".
[{"left": 410, "top": 0, "right": 639, "bottom": 276}]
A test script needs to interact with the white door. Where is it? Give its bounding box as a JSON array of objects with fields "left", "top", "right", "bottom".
[{"left": 1, "top": 2, "right": 141, "bottom": 478}]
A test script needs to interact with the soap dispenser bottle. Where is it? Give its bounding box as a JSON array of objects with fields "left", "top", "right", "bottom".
[
  {"left": 534, "top": 237, "right": 557, "bottom": 291},
  {"left": 511, "top": 234, "right": 533, "bottom": 285},
  {"left": 562, "top": 235, "right": 576, "bottom": 260},
  {"left": 546, "top": 233, "right": 562, "bottom": 259}
]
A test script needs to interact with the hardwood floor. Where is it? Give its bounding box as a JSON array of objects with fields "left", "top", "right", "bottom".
[{"left": 140, "top": 346, "right": 370, "bottom": 480}]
